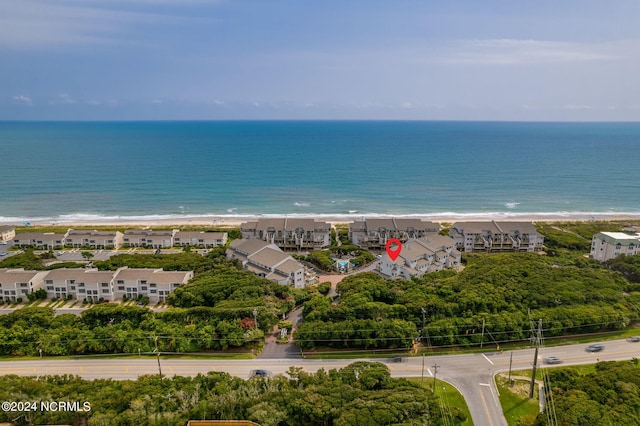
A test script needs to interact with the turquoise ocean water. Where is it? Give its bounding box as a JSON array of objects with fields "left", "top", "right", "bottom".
[{"left": 1, "top": 120, "right": 639, "bottom": 222}]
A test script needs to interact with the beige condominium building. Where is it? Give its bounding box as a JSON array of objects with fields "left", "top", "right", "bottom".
[
  {"left": 0, "top": 226, "right": 15, "bottom": 242},
  {"left": 349, "top": 218, "right": 440, "bottom": 249},
  {"left": 173, "top": 231, "right": 228, "bottom": 248},
  {"left": 378, "top": 235, "right": 461, "bottom": 279},
  {"left": 0, "top": 269, "right": 49, "bottom": 302},
  {"left": 240, "top": 218, "right": 331, "bottom": 251},
  {"left": 449, "top": 221, "right": 544, "bottom": 253},
  {"left": 13, "top": 232, "right": 66, "bottom": 249},
  {"left": 122, "top": 230, "right": 174, "bottom": 248},
  {"left": 112, "top": 267, "right": 194, "bottom": 302},
  {"left": 590, "top": 231, "right": 640, "bottom": 262},
  {"left": 43, "top": 268, "right": 117, "bottom": 302},
  {"left": 226, "top": 239, "right": 310, "bottom": 288},
  {"left": 65, "top": 230, "right": 124, "bottom": 249}
]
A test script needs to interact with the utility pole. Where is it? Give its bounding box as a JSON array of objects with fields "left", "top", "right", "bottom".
[
  {"left": 253, "top": 308, "right": 259, "bottom": 330},
  {"left": 529, "top": 319, "right": 542, "bottom": 399},
  {"left": 154, "top": 336, "right": 162, "bottom": 377},
  {"left": 432, "top": 364, "right": 440, "bottom": 393},
  {"left": 508, "top": 351, "right": 513, "bottom": 387},
  {"left": 480, "top": 318, "right": 485, "bottom": 349}
]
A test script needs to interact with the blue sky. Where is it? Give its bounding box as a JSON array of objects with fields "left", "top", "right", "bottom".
[{"left": 2, "top": 0, "right": 640, "bottom": 120}]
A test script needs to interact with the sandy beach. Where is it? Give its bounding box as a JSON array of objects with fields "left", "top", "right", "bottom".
[{"left": 8, "top": 212, "right": 640, "bottom": 229}]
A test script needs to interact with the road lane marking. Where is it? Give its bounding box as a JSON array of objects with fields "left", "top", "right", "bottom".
[
  {"left": 482, "top": 354, "right": 495, "bottom": 365},
  {"left": 478, "top": 383, "right": 495, "bottom": 426}
]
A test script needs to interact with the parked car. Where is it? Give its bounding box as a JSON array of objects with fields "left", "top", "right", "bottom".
[
  {"left": 543, "top": 356, "right": 562, "bottom": 365},
  {"left": 389, "top": 356, "right": 407, "bottom": 363},
  {"left": 586, "top": 344, "right": 604, "bottom": 352},
  {"left": 628, "top": 336, "right": 640, "bottom": 342}
]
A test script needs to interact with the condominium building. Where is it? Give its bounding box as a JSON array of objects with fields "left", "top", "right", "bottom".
[
  {"left": 13, "top": 232, "right": 66, "bottom": 249},
  {"left": 240, "top": 218, "right": 331, "bottom": 250},
  {"left": 590, "top": 232, "right": 640, "bottom": 262},
  {"left": 43, "top": 268, "right": 116, "bottom": 302},
  {"left": 112, "top": 267, "right": 194, "bottom": 302},
  {"left": 448, "top": 221, "right": 544, "bottom": 253},
  {"left": 0, "top": 268, "right": 48, "bottom": 302},
  {"left": 0, "top": 226, "right": 15, "bottom": 242},
  {"left": 122, "top": 230, "right": 174, "bottom": 248},
  {"left": 226, "top": 239, "right": 310, "bottom": 288},
  {"left": 349, "top": 218, "right": 440, "bottom": 249},
  {"left": 173, "top": 231, "right": 228, "bottom": 248},
  {"left": 65, "top": 230, "right": 124, "bottom": 249},
  {"left": 378, "top": 235, "right": 461, "bottom": 279}
]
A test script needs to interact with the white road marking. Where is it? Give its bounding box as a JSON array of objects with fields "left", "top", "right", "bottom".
[{"left": 482, "top": 354, "right": 495, "bottom": 365}]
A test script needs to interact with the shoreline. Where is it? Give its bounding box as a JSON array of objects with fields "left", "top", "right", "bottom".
[{"left": 3, "top": 212, "right": 640, "bottom": 228}]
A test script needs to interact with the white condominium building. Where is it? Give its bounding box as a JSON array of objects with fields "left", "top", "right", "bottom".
[
  {"left": 590, "top": 232, "right": 640, "bottom": 262},
  {"left": 378, "top": 235, "right": 461, "bottom": 279},
  {"left": 449, "top": 221, "right": 544, "bottom": 253}
]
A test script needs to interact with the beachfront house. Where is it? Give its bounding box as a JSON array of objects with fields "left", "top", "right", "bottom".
[
  {"left": 122, "top": 229, "right": 174, "bottom": 248},
  {"left": 448, "top": 221, "right": 544, "bottom": 253},
  {"left": 349, "top": 218, "right": 440, "bottom": 249},
  {"left": 240, "top": 218, "right": 331, "bottom": 251},
  {"left": 590, "top": 231, "right": 640, "bottom": 262},
  {"left": 43, "top": 268, "right": 116, "bottom": 302},
  {"left": 173, "top": 231, "right": 227, "bottom": 248},
  {"left": 0, "top": 226, "right": 15, "bottom": 243},
  {"left": 378, "top": 236, "right": 461, "bottom": 279},
  {"left": 13, "top": 232, "right": 66, "bottom": 250},
  {"left": 112, "top": 267, "right": 194, "bottom": 303},
  {"left": 0, "top": 268, "right": 49, "bottom": 302},
  {"left": 226, "top": 239, "right": 310, "bottom": 288},
  {"left": 65, "top": 230, "right": 123, "bottom": 249}
]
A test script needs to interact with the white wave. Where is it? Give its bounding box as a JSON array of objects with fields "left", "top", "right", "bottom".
[
  {"left": 226, "top": 208, "right": 238, "bottom": 213},
  {"left": 294, "top": 202, "right": 310, "bottom": 207},
  {"left": 505, "top": 202, "right": 521, "bottom": 209}
]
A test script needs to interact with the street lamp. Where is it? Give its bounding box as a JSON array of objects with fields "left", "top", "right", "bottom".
[{"left": 253, "top": 308, "right": 258, "bottom": 330}]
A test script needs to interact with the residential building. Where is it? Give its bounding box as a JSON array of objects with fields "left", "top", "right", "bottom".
[
  {"left": 122, "top": 229, "right": 174, "bottom": 248},
  {"left": 173, "top": 231, "right": 227, "bottom": 248},
  {"left": 378, "top": 235, "right": 461, "bottom": 279},
  {"left": 43, "top": 268, "right": 116, "bottom": 302},
  {"left": 13, "top": 232, "right": 66, "bottom": 249},
  {"left": 0, "top": 226, "right": 15, "bottom": 242},
  {"left": 112, "top": 267, "right": 194, "bottom": 302},
  {"left": 590, "top": 232, "right": 640, "bottom": 262},
  {"left": 448, "top": 221, "right": 544, "bottom": 253},
  {"left": 227, "top": 239, "right": 310, "bottom": 288},
  {"left": 349, "top": 218, "right": 440, "bottom": 249},
  {"left": 65, "top": 230, "right": 123, "bottom": 249},
  {"left": 240, "top": 218, "right": 331, "bottom": 250},
  {"left": 0, "top": 268, "right": 48, "bottom": 302}
]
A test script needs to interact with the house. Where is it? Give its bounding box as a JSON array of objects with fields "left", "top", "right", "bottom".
[
  {"left": 122, "top": 229, "right": 174, "bottom": 248},
  {"left": 43, "top": 268, "right": 116, "bottom": 302},
  {"left": 349, "top": 218, "right": 440, "bottom": 249},
  {"left": 227, "top": 239, "right": 310, "bottom": 288},
  {"left": 378, "top": 235, "right": 461, "bottom": 279},
  {"left": 0, "top": 226, "right": 15, "bottom": 242},
  {"left": 448, "top": 221, "right": 544, "bottom": 253},
  {"left": 13, "top": 232, "right": 66, "bottom": 249},
  {"left": 173, "top": 231, "right": 227, "bottom": 248},
  {"left": 65, "top": 230, "right": 123, "bottom": 249},
  {"left": 112, "top": 267, "right": 194, "bottom": 303},
  {"left": 590, "top": 232, "right": 640, "bottom": 262},
  {"left": 0, "top": 268, "right": 48, "bottom": 302},
  {"left": 240, "top": 218, "right": 331, "bottom": 250}
]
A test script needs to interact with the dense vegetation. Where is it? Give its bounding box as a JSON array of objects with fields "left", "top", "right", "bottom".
[
  {"left": 297, "top": 253, "right": 639, "bottom": 349},
  {"left": 300, "top": 245, "right": 375, "bottom": 271},
  {"left": 534, "top": 360, "right": 640, "bottom": 425},
  {"left": 606, "top": 254, "right": 640, "bottom": 284},
  {"left": 0, "top": 362, "right": 465, "bottom": 426}
]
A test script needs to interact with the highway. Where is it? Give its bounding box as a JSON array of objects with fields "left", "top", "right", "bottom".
[{"left": 0, "top": 338, "right": 638, "bottom": 426}]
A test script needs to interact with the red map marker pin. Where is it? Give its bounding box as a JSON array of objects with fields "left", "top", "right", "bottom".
[{"left": 385, "top": 238, "right": 402, "bottom": 261}]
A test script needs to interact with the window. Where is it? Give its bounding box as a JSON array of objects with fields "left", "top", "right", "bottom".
[
  {"left": 141, "top": 286, "right": 147, "bottom": 291},
  {"left": 118, "top": 286, "right": 125, "bottom": 291},
  {"left": 78, "top": 283, "right": 85, "bottom": 287},
  {"left": 150, "top": 289, "right": 157, "bottom": 294},
  {"left": 70, "top": 286, "right": 75, "bottom": 291},
  {"left": 102, "top": 289, "right": 109, "bottom": 294},
  {"left": 46, "top": 286, "right": 54, "bottom": 291},
  {"left": 150, "top": 283, "right": 156, "bottom": 288},
  {"left": 101, "top": 283, "right": 108, "bottom": 287}
]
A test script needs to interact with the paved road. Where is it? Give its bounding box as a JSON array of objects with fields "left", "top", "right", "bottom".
[{"left": 0, "top": 338, "right": 638, "bottom": 425}]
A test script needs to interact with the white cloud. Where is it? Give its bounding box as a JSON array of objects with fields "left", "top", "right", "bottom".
[
  {"left": 441, "top": 39, "right": 615, "bottom": 65},
  {"left": 562, "top": 104, "right": 593, "bottom": 110},
  {"left": 12, "top": 95, "right": 32, "bottom": 105},
  {"left": 49, "top": 93, "right": 76, "bottom": 105}
]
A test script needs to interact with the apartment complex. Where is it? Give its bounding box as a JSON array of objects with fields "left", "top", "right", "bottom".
[
  {"left": 378, "top": 235, "right": 461, "bottom": 279},
  {"left": 226, "top": 239, "right": 314, "bottom": 288},
  {"left": 240, "top": 218, "right": 331, "bottom": 251},
  {"left": 11, "top": 229, "right": 228, "bottom": 250},
  {"left": 0, "top": 267, "right": 193, "bottom": 303},
  {"left": 590, "top": 232, "right": 640, "bottom": 262},
  {"left": 349, "top": 218, "right": 440, "bottom": 249},
  {"left": 448, "top": 221, "right": 544, "bottom": 253},
  {"left": 0, "top": 226, "right": 15, "bottom": 242}
]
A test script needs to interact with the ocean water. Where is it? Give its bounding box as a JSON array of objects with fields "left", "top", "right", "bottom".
[{"left": 1, "top": 120, "right": 639, "bottom": 223}]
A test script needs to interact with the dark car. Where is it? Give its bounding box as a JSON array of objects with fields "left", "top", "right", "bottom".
[
  {"left": 250, "top": 369, "right": 271, "bottom": 377},
  {"left": 543, "top": 356, "right": 562, "bottom": 365},
  {"left": 586, "top": 344, "right": 604, "bottom": 352},
  {"left": 389, "top": 356, "right": 407, "bottom": 363}
]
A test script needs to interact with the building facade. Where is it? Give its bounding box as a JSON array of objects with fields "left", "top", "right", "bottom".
[
  {"left": 173, "top": 231, "right": 228, "bottom": 248},
  {"left": 13, "top": 232, "right": 66, "bottom": 249},
  {"left": 122, "top": 230, "right": 174, "bottom": 248},
  {"left": 349, "top": 218, "right": 440, "bottom": 249},
  {"left": 448, "top": 221, "right": 544, "bottom": 253},
  {"left": 378, "top": 235, "right": 461, "bottom": 279},
  {"left": 0, "top": 226, "right": 15, "bottom": 243},
  {"left": 65, "top": 230, "right": 124, "bottom": 249},
  {"left": 0, "top": 269, "right": 48, "bottom": 302},
  {"left": 590, "top": 232, "right": 640, "bottom": 262},
  {"left": 240, "top": 218, "right": 331, "bottom": 250}
]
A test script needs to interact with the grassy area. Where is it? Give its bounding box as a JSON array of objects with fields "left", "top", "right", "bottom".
[
  {"left": 408, "top": 377, "right": 473, "bottom": 426},
  {"left": 495, "top": 374, "right": 540, "bottom": 426}
]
